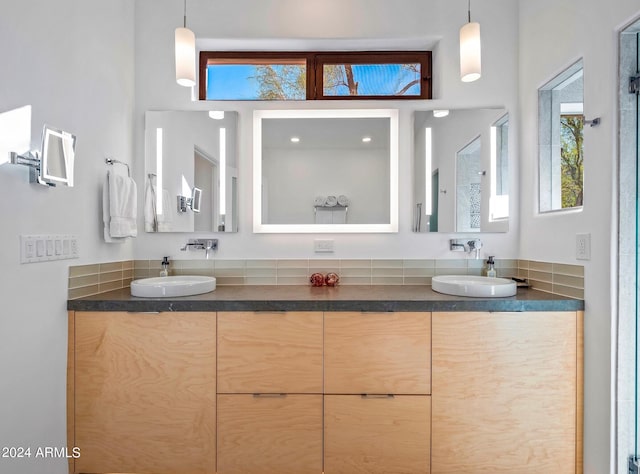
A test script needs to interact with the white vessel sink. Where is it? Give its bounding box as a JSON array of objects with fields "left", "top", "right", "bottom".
[
  {"left": 432, "top": 275, "right": 517, "bottom": 298},
  {"left": 131, "top": 276, "right": 216, "bottom": 298}
]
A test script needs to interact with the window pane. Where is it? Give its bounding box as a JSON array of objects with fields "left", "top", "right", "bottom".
[
  {"left": 206, "top": 63, "right": 306, "bottom": 100},
  {"left": 560, "top": 114, "right": 584, "bottom": 208},
  {"left": 322, "top": 64, "right": 421, "bottom": 97}
]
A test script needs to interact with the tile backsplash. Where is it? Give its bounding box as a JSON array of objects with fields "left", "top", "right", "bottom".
[
  {"left": 68, "top": 260, "right": 133, "bottom": 300},
  {"left": 68, "top": 258, "right": 584, "bottom": 300},
  {"left": 131, "top": 258, "right": 519, "bottom": 287}
]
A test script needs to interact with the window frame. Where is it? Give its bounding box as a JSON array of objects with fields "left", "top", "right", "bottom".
[
  {"left": 537, "top": 58, "right": 584, "bottom": 214},
  {"left": 199, "top": 51, "right": 432, "bottom": 101}
]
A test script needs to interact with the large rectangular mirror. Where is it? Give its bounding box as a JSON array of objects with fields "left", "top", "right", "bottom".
[
  {"left": 413, "top": 108, "right": 509, "bottom": 233},
  {"left": 253, "top": 109, "right": 398, "bottom": 233},
  {"left": 144, "top": 111, "right": 238, "bottom": 233}
]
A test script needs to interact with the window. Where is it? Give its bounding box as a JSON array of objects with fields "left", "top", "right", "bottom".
[
  {"left": 490, "top": 114, "right": 509, "bottom": 220},
  {"left": 199, "top": 52, "right": 432, "bottom": 101},
  {"left": 538, "top": 59, "right": 584, "bottom": 212}
]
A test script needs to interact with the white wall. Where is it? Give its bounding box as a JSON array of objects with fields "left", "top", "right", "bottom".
[
  {"left": 0, "top": 2, "right": 134, "bottom": 473},
  {"left": 517, "top": 1, "right": 640, "bottom": 472},
  {"left": 133, "top": 0, "right": 520, "bottom": 260}
]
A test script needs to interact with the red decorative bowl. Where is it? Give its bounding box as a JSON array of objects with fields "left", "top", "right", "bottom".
[
  {"left": 310, "top": 272, "right": 325, "bottom": 287},
  {"left": 324, "top": 272, "right": 339, "bottom": 287}
]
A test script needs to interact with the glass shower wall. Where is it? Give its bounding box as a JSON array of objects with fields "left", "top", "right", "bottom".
[{"left": 618, "top": 21, "right": 640, "bottom": 474}]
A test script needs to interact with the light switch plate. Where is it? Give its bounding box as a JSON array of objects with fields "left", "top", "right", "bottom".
[{"left": 21, "top": 234, "right": 79, "bottom": 263}]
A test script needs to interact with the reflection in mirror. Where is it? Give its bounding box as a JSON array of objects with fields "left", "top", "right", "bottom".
[
  {"left": 144, "top": 111, "right": 238, "bottom": 233},
  {"left": 254, "top": 109, "right": 398, "bottom": 233},
  {"left": 413, "top": 108, "right": 509, "bottom": 233}
]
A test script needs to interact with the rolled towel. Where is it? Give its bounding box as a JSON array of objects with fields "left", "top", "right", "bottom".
[
  {"left": 314, "top": 196, "right": 325, "bottom": 206},
  {"left": 337, "top": 195, "right": 349, "bottom": 206},
  {"left": 325, "top": 195, "right": 337, "bottom": 207}
]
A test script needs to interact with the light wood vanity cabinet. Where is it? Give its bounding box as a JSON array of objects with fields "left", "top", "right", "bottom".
[
  {"left": 431, "top": 311, "right": 583, "bottom": 474},
  {"left": 69, "top": 311, "right": 216, "bottom": 474},
  {"left": 69, "top": 308, "right": 582, "bottom": 474}
]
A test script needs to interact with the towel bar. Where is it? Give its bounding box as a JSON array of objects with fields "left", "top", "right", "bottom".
[{"left": 105, "top": 157, "right": 130, "bottom": 177}]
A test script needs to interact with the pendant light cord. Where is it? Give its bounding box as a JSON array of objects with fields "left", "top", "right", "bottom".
[
  {"left": 183, "top": 0, "right": 187, "bottom": 28},
  {"left": 468, "top": 0, "right": 471, "bottom": 23}
]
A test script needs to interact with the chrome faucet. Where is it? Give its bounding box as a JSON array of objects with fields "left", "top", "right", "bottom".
[
  {"left": 180, "top": 239, "right": 219, "bottom": 259},
  {"left": 450, "top": 238, "right": 483, "bottom": 259}
]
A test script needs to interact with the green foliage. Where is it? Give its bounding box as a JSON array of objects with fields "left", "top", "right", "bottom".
[
  {"left": 253, "top": 65, "right": 306, "bottom": 100},
  {"left": 560, "top": 115, "right": 584, "bottom": 208}
]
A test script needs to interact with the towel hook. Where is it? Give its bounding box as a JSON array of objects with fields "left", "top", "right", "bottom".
[{"left": 105, "top": 157, "right": 130, "bottom": 177}]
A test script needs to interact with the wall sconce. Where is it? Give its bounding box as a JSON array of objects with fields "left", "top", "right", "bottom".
[
  {"left": 10, "top": 125, "right": 76, "bottom": 187},
  {"left": 177, "top": 187, "right": 202, "bottom": 213},
  {"left": 175, "top": 0, "right": 196, "bottom": 87},
  {"left": 460, "top": 0, "right": 481, "bottom": 83}
]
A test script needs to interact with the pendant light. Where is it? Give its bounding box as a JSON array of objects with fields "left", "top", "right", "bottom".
[
  {"left": 460, "top": 0, "right": 481, "bottom": 83},
  {"left": 175, "top": 0, "right": 196, "bottom": 87}
]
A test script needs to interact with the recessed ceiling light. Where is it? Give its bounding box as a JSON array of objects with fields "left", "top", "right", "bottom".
[
  {"left": 362, "top": 136, "right": 372, "bottom": 143},
  {"left": 208, "top": 111, "right": 225, "bottom": 120},
  {"left": 433, "top": 109, "right": 449, "bottom": 118},
  {"left": 290, "top": 137, "right": 300, "bottom": 143}
]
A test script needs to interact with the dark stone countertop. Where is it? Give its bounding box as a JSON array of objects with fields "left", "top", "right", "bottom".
[{"left": 67, "top": 285, "right": 584, "bottom": 313}]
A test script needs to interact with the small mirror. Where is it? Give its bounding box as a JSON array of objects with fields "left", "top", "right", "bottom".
[
  {"left": 413, "top": 108, "right": 509, "bottom": 233},
  {"left": 144, "top": 111, "right": 238, "bottom": 233},
  {"left": 191, "top": 187, "right": 202, "bottom": 213},
  {"left": 254, "top": 109, "right": 399, "bottom": 233},
  {"left": 41, "top": 126, "right": 76, "bottom": 186}
]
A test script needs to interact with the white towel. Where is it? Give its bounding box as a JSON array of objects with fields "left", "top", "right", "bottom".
[
  {"left": 144, "top": 178, "right": 174, "bottom": 232},
  {"left": 104, "top": 171, "right": 137, "bottom": 240},
  {"left": 103, "top": 178, "right": 125, "bottom": 244}
]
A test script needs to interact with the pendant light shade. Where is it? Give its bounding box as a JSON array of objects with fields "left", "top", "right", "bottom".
[
  {"left": 175, "top": 0, "right": 195, "bottom": 87},
  {"left": 460, "top": 0, "right": 481, "bottom": 83},
  {"left": 175, "top": 27, "right": 196, "bottom": 86}
]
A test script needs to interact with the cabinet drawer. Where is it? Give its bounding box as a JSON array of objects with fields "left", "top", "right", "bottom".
[
  {"left": 217, "top": 394, "right": 323, "bottom": 474},
  {"left": 324, "top": 394, "right": 431, "bottom": 474},
  {"left": 324, "top": 312, "right": 431, "bottom": 394},
  {"left": 217, "top": 311, "right": 323, "bottom": 393},
  {"left": 74, "top": 311, "right": 216, "bottom": 474}
]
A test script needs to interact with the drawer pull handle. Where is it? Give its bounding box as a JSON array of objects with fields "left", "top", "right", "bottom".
[
  {"left": 253, "top": 311, "right": 287, "bottom": 314},
  {"left": 361, "top": 394, "right": 395, "bottom": 399},
  {"left": 253, "top": 393, "right": 287, "bottom": 398},
  {"left": 126, "top": 311, "right": 160, "bottom": 314}
]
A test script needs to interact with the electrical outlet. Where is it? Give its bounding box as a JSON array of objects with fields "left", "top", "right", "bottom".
[
  {"left": 576, "top": 233, "right": 591, "bottom": 260},
  {"left": 314, "top": 239, "right": 335, "bottom": 253}
]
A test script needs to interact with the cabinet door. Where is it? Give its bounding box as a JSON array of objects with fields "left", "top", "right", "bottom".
[
  {"left": 74, "top": 311, "right": 216, "bottom": 474},
  {"left": 217, "top": 311, "right": 323, "bottom": 393},
  {"left": 217, "top": 394, "right": 323, "bottom": 474},
  {"left": 432, "top": 311, "right": 578, "bottom": 474},
  {"left": 324, "top": 394, "right": 431, "bottom": 474},
  {"left": 324, "top": 312, "right": 431, "bottom": 394}
]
